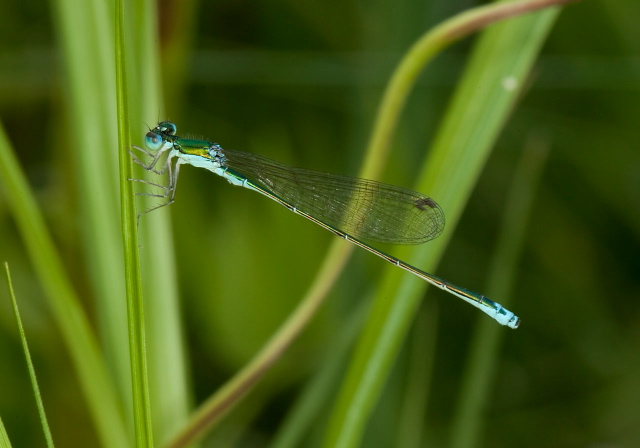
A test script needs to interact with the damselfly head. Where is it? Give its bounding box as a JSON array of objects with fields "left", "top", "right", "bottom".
[{"left": 145, "top": 121, "right": 178, "bottom": 152}]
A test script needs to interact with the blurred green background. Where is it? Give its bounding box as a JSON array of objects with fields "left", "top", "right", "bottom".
[{"left": 1, "top": 0, "right": 639, "bottom": 447}]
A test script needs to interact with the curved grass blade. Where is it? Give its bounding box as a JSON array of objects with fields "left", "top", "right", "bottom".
[{"left": 323, "top": 4, "right": 567, "bottom": 448}]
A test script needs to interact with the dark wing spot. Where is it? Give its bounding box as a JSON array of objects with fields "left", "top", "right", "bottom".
[{"left": 414, "top": 197, "right": 437, "bottom": 211}]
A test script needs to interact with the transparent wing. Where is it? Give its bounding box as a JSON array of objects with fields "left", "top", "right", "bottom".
[{"left": 222, "top": 149, "right": 445, "bottom": 245}]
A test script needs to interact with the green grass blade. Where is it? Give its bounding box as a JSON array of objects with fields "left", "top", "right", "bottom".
[
  {"left": 116, "top": 1, "right": 153, "bottom": 446},
  {"left": 132, "top": 6, "right": 192, "bottom": 444},
  {"left": 323, "top": 4, "right": 564, "bottom": 448},
  {"left": 0, "top": 123, "right": 128, "bottom": 447},
  {"left": 449, "top": 135, "right": 550, "bottom": 448},
  {"left": 119, "top": 0, "right": 192, "bottom": 442},
  {"left": 4, "top": 262, "right": 55, "bottom": 448},
  {"left": 0, "top": 417, "right": 12, "bottom": 448}
]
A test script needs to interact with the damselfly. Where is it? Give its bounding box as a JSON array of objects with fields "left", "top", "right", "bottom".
[{"left": 131, "top": 121, "right": 520, "bottom": 329}]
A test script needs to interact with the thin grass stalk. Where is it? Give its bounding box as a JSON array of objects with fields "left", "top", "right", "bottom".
[
  {"left": 4, "top": 263, "right": 55, "bottom": 448},
  {"left": 116, "top": 1, "right": 154, "bottom": 446}
]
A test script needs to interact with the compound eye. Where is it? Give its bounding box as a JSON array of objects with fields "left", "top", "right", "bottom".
[
  {"left": 145, "top": 131, "right": 164, "bottom": 151},
  {"left": 158, "top": 121, "right": 177, "bottom": 135}
]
